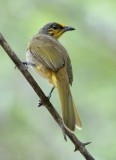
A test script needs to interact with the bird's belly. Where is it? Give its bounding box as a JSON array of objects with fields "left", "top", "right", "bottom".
[
  {"left": 33, "top": 65, "right": 57, "bottom": 87},
  {"left": 26, "top": 50, "right": 57, "bottom": 87},
  {"left": 26, "top": 50, "right": 44, "bottom": 76}
]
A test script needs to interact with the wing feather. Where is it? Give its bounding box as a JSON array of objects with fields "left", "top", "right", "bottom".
[{"left": 27, "top": 34, "right": 73, "bottom": 84}]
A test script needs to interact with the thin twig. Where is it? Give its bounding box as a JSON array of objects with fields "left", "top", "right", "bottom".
[{"left": 0, "top": 33, "right": 95, "bottom": 160}]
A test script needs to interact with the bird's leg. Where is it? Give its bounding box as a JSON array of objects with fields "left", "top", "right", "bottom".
[
  {"left": 15, "top": 62, "right": 35, "bottom": 69},
  {"left": 48, "top": 87, "right": 55, "bottom": 100},
  {"left": 38, "top": 87, "right": 55, "bottom": 107},
  {"left": 22, "top": 62, "right": 36, "bottom": 67}
]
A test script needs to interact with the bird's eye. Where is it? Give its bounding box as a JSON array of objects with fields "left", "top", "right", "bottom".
[{"left": 52, "top": 24, "right": 59, "bottom": 30}]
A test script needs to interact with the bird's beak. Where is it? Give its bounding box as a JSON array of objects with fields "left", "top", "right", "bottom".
[{"left": 63, "top": 26, "right": 75, "bottom": 32}]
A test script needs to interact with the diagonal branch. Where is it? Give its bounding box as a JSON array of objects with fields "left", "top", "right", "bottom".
[{"left": 0, "top": 33, "right": 95, "bottom": 160}]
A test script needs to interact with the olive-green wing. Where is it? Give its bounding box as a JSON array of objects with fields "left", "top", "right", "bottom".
[
  {"left": 66, "top": 55, "right": 73, "bottom": 85},
  {"left": 28, "top": 34, "right": 73, "bottom": 84},
  {"left": 28, "top": 34, "right": 65, "bottom": 71}
]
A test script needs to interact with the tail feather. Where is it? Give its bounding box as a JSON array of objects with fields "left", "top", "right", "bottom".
[
  {"left": 57, "top": 80, "right": 75, "bottom": 131},
  {"left": 73, "top": 102, "right": 82, "bottom": 130},
  {"left": 55, "top": 68, "right": 82, "bottom": 131}
]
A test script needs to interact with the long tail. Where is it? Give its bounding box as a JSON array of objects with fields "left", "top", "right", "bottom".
[{"left": 55, "top": 68, "right": 82, "bottom": 131}]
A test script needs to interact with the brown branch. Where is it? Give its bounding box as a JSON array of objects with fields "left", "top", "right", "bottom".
[{"left": 0, "top": 33, "right": 95, "bottom": 160}]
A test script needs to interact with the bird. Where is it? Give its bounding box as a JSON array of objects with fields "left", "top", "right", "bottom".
[{"left": 26, "top": 22, "right": 82, "bottom": 131}]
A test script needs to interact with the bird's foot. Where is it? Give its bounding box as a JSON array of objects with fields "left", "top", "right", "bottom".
[
  {"left": 14, "top": 62, "right": 28, "bottom": 70},
  {"left": 22, "top": 62, "right": 36, "bottom": 68},
  {"left": 38, "top": 99, "right": 44, "bottom": 107},
  {"left": 15, "top": 62, "right": 35, "bottom": 70},
  {"left": 38, "top": 96, "right": 50, "bottom": 107},
  {"left": 38, "top": 87, "right": 55, "bottom": 107}
]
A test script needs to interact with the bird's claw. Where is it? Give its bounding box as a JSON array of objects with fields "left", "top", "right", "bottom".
[
  {"left": 15, "top": 62, "right": 28, "bottom": 70},
  {"left": 22, "top": 62, "right": 28, "bottom": 68},
  {"left": 38, "top": 96, "right": 51, "bottom": 107},
  {"left": 38, "top": 87, "right": 54, "bottom": 107},
  {"left": 38, "top": 100, "right": 43, "bottom": 107}
]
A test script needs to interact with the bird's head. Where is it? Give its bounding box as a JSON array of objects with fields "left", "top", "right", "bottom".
[{"left": 38, "top": 22, "right": 75, "bottom": 39}]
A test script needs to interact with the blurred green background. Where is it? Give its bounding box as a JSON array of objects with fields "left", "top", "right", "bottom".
[{"left": 0, "top": 0, "right": 116, "bottom": 159}]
